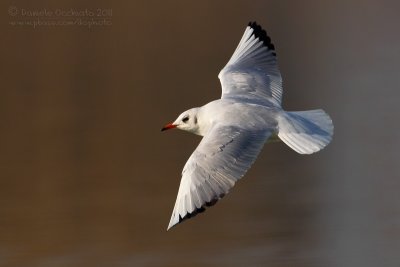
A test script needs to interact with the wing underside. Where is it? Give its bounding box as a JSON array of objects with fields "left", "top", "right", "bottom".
[{"left": 167, "top": 125, "right": 271, "bottom": 230}]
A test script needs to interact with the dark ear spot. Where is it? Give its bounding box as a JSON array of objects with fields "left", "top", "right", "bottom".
[{"left": 194, "top": 116, "right": 198, "bottom": 124}]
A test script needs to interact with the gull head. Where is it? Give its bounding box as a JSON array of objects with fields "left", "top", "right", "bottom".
[{"left": 161, "top": 108, "right": 200, "bottom": 135}]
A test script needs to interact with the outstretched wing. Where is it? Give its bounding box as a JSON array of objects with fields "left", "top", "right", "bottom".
[
  {"left": 218, "top": 22, "right": 283, "bottom": 106},
  {"left": 167, "top": 125, "right": 271, "bottom": 230}
]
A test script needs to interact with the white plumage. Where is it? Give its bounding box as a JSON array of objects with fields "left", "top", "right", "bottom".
[
  {"left": 219, "top": 23, "right": 282, "bottom": 106},
  {"left": 162, "top": 22, "right": 333, "bottom": 230}
]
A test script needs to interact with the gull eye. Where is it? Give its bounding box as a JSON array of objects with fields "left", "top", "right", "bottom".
[{"left": 182, "top": 116, "right": 189, "bottom": 123}]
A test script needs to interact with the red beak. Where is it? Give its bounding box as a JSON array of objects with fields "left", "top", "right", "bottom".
[{"left": 161, "top": 123, "right": 177, "bottom": 131}]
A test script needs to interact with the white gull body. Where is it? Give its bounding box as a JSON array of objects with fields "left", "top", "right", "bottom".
[{"left": 162, "top": 22, "right": 334, "bottom": 230}]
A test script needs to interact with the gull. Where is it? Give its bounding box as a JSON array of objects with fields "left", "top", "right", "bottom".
[{"left": 162, "top": 22, "right": 333, "bottom": 230}]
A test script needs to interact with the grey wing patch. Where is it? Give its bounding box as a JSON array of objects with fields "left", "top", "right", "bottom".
[
  {"left": 219, "top": 22, "right": 282, "bottom": 106},
  {"left": 167, "top": 126, "right": 272, "bottom": 230}
]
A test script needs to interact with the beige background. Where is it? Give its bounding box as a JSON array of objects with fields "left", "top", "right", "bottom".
[{"left": 1, "top": 0, "right": 400, "bottom": 266}]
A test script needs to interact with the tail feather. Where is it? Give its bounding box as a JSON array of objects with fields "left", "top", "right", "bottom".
[{"left": 277, "top": 109, "right": 333, "bottom": 154}]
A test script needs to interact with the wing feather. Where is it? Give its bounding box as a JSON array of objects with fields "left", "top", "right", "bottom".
[
  {"left": 219, "top": 22, "right": 283, "bottom": 106},
  {"left": 167, "top": 125, "right": 271, "bottom": 230}
]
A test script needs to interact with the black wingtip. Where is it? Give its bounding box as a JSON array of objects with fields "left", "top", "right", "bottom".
[
  {"left": 247, "top": 21, "right": 276, "bottom": 56},
  {"left": 175, "top": 194, "right": 224, "bottom": 227}
]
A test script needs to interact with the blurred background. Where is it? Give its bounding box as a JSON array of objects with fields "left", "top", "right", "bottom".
[{"left": 1, "top": 0, "right": 400, "bottom": 266}]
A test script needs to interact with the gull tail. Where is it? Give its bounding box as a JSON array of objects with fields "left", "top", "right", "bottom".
[{"left": 277, "top": 109, "right": 333, "bottom": 154}]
